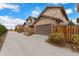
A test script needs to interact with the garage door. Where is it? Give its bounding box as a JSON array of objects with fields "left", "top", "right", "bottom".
[{"left": 36, "top": 24, "right": 51, "bottom": 36}]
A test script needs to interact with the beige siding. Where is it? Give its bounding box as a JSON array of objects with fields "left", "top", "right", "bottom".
[
  {"left": 42, "top": 8, "right": 68, "bottom": 24},
  {"left": 34, "top": 17, "right": 56, "bottom": 26}
]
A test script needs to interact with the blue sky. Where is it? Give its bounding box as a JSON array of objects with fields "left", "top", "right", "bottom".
[{"left": 0, "top": 3, "right": 78, "bottom": 29}]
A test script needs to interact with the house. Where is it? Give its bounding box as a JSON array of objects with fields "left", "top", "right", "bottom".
[
  {"left": 23, "top": 16, "right": 36, "bottom": 35},
  {"left": 23, "top": 16, "right": 36, "bottom": 27},
  {"left": 8, "top": 29, "right": 15, "bottom": 31},
  {"left": 15, "top": 24, "right": 24, "bottom": 33},
  {"left": 33, "top": 6, "right": 69, "bottom": 35}
]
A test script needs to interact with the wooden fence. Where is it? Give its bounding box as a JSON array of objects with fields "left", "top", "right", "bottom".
[{"left": 53, "top": 25, "right": 79, "bottom": 42}]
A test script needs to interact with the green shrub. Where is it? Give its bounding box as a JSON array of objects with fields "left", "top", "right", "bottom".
[
  {"left": 0, "top": 24, "right": 7, "bottom": 36},
  {"left": 71, "top": 34, "right": 79, "bottom": 44},
  {"left": 48, "top": 33, "right": 65, "bottom": 44}
]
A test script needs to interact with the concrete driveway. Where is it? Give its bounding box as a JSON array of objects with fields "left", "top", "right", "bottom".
[{"left": 0, "top": 31, "right": 79, "bottom": 56}]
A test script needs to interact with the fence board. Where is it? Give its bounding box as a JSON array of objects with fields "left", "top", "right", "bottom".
[{"left": 52, "top": 25, "right": 79, "bottom": 42}]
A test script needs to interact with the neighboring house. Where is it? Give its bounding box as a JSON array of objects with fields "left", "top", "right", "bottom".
[
  {"left": 15, "top": 24, "right": 24, "bottom": 33},
  {"left": 23, "top": 16, "right": 36, "bottom": 35},
  {"left": 8, "top": 29, "right": 15, "bottom": 31},
  {"left": 33, "top": 6, "right": 69, "bottom": 35}
]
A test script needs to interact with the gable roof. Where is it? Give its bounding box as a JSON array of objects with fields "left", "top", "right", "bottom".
[
  {"left": 33, "top": 6, "right": 69, "bottom": 25},
  {"left": 23, "top": 16, "right": 36, "bottom": 27}
]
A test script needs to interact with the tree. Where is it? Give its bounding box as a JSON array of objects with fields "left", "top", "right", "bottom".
[{"left": 0, "top": 24, "right": 7, "bottom": 36}]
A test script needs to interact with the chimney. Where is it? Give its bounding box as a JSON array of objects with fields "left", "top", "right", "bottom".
[{"left": 29, "top": 17, "right": 32, "bottom": 23}]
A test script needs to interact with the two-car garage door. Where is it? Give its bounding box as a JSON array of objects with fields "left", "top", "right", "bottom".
[{"left": 35, "top": 24, "right": 51, "bottom": 36}]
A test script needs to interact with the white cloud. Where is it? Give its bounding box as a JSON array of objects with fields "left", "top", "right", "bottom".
[
  {"left": 31, "top": 7, "right": 41, "bottom": 18},
  {"left": 75, "top": 7, "right": 77, "bottom": 11},
  {"left": 0, "top": 16, "right": 25, "bottom": 29},
  {"left": 65, "top": 8, "right": 73, "bottom": 14},
  {"left": 72, "top": 19, "right": 78, "bottom": 25},
  {"left": 0, "top": 3, "right": 20, "bottom": 12}
]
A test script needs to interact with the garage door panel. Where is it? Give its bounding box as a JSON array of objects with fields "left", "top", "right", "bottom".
[{"left": 36, "top": 24, "right": 51, "bottom": 35}]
